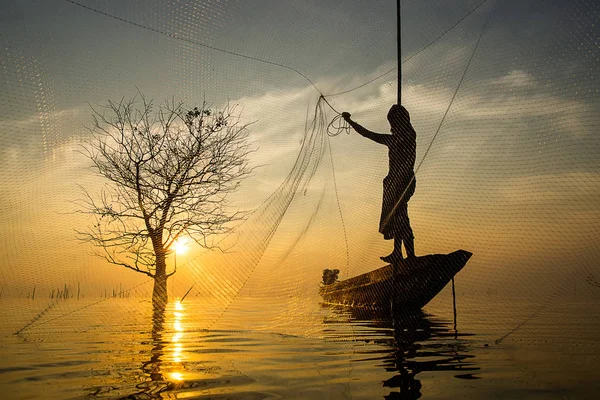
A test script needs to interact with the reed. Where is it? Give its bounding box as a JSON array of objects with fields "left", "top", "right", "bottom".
[
  {"left": 49, "top": 283, "right": 84, "bottom": 300},
  {"left": 100, "top": 283, "right": 133, "bottom": 299}
]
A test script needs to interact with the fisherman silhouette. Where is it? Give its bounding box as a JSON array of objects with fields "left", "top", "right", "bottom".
[{"left": 342, "top": 105, "right": 416, "bottom": 263}]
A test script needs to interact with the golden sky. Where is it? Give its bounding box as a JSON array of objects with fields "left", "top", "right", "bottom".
[{"left": 1, "top": 0, "right": 598, "bottom": 304}]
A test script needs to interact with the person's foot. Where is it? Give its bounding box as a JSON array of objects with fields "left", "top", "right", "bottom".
[{"left": 381, "top": 252, "right": 403, "bottom": 263}]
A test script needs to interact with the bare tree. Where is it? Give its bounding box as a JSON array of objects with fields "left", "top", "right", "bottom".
[{"left": 77, "top": 94, "right": 252, "bottom": 308}]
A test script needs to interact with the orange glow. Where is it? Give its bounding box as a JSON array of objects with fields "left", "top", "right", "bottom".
[{"left": 174, "top": 238, "right": 188, "bottom": 254}]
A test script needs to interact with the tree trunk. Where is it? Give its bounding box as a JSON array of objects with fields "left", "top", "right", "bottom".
[{"left": 152, "top": 250, "right": 168, "bottom": 310}]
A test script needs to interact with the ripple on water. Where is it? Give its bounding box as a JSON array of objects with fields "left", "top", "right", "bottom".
[{"left": 0, "top": 297, "right": 598, "bottom": 399}]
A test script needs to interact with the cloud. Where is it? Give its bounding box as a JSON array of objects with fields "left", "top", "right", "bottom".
[
  {"left": 1, "top": 52, "right": 598, "bottom": 294},
  {"left": 217, "top": 63, "right": 597, "bottom": 213}
]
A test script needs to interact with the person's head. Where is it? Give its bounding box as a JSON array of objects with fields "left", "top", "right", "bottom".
[{"left": 387, "top": 104, "right": 410, "bottom": 134}]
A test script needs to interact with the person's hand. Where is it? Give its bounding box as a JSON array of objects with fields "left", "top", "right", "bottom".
[{"left": 341, "top": 112, "right": 351, "bottom": 121}]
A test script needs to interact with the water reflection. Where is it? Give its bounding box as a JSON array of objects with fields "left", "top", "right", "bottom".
[
  {"left": 171, "top": 301, "right": 185, "bottom": 375},
  {"left": 127, "top": 301, "right": 186, "bottom": 399},
  {"left": 122, "top": 300, "right": 262, "bottom": 400},
  {"left": 323, "top": 305, "right": 479, "bottom": 399},
  {"left": 122, "top": 301, "right": 478, "bottom": 399}
]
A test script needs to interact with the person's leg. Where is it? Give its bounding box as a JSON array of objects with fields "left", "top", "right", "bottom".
[
  {"left": 398, "top": 203, "right": 415, "bottom": 258},
  {"left": 381, "top": 234, "right": 404, "bottom": 263},
  {"left": 394, "top": 237, "right": 404, "bottom": 258},
  {"left": 404, "top": 235, "right": 415, "bottom": 259},
  {"left": 381, "top": 244, "right": 403, "bottom": 263}
]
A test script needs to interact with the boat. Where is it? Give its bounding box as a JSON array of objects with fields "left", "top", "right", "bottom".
[{"left": 319, "top": 250, "right": 472, "bottom": 310}]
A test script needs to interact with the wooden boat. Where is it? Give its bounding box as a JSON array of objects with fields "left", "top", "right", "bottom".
[{"left": 319, "top": 250, "right": 472, "bottom": 310}]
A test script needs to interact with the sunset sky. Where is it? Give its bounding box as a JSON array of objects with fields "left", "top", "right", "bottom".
[{"left": 1, "top": 0, "right": 598, "bottom": 303}]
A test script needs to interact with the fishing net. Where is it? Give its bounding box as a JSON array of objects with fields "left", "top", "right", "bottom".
[{"left": 1, "top": 0, "right": 599, "bottom": 397}]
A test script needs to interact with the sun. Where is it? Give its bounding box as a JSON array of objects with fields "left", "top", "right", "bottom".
[{"left": 174, "top": 238, "right": 188, "bottom": 254}]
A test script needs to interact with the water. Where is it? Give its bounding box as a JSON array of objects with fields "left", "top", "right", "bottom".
[{"left": 0, "top": 292, "right": 598, "bottom": 399}]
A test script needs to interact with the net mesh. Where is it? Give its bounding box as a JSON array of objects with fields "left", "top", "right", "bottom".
[{"left": 1, "top": 0, "right": 599, "bottom": 355}]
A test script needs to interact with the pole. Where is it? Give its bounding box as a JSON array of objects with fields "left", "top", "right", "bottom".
[
  {"left": 397, "top": 0, "right": 401, "bottom": 105},
  {"left": 452, "top": 277, "right": 457, "bottom": 338}
]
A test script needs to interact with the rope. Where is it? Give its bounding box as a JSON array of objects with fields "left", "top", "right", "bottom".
[
  {"left": 327, "top": 136, "right": 350, "bottom": 279},
  {"left": 319, "top": 96, "right": 351, "bottom": 136}
]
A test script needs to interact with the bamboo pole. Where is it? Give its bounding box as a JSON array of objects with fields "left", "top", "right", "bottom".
[
  {"left": 397, "top": 0, "right": 401, "bottom": 105},
  {"left": 452, "top": 278, "right": 458, "bottom": 338}
]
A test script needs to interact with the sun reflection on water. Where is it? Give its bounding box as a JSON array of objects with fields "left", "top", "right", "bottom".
[
  {"left": 170, "top": 371, "right": 184, "bottom": 381},
  {"left": 170, "top": 300, "right": 185, "bottom": 380}
]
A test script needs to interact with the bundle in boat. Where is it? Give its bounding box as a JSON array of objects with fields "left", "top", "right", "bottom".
[{"left": 320, "top": 250, "right": 472, "bottom": 310}]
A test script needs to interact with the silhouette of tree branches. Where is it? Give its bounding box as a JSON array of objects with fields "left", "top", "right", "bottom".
[{"left": 76, "top": 92, "right": 252, "bottom": 281}]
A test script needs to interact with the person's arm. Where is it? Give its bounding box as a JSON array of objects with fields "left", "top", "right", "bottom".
[{"left": 342, "top": 112, "right": 389, "bottom": 145}]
